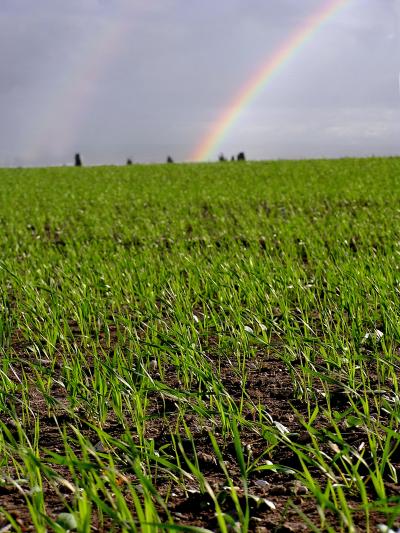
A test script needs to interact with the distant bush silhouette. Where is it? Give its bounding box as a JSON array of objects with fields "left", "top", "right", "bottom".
[
  {"left": 75, "top": 153, "right": 82, "bottom": 166},
  {"left": 126, "top": 158, "right": 133, "bottom": 165},
  {"left": 167, "top": 156, "right": 174, "bottom": 163},
  {"left": 237, "top": 152, "right": 246, "bottom": 161},
  {"left": 218, "top": 153, "right": 227, "bottom": 162}
]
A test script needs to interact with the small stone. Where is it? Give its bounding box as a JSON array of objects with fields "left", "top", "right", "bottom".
[
  {"left": 269, "top": 484, "right": 288, "bottom": 496},
  {"left": 292, "top": 480, "right": 308, "bottom": 495},
  {"left": 254, "top": 479, "right": 270, "bottom": 488}
]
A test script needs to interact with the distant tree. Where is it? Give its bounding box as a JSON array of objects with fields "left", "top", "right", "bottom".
[
  {"left": 237, "top": 152, "right": 246, "bottom": 161},
  {"left": 167, "top": 156, "right": 174, "bottom": 163},
  {"left": 218, "top": 153, "right": 227, "bottom": 162},
  {"left": 126, "top": 158, "right": 133, "bottom": 165},
  {"left": 75, "top": 153, "right": 82, "bottom": 166}
]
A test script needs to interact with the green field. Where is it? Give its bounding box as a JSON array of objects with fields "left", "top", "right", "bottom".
[{"left": 0, "top": 158, "right": 400, "bottom": 532}]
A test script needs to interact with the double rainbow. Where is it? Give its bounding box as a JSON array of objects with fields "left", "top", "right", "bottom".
[{"left": 191, "top": 0, "right": 350, "bottom": 162}]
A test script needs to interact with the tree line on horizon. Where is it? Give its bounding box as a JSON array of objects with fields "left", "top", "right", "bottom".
[{"left": 73, "top": 152, "right": 246, "bottom": 166}]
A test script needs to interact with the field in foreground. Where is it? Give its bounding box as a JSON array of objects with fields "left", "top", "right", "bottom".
[{"left": 0, "top": 158, "right": 400, "bottom": 532}]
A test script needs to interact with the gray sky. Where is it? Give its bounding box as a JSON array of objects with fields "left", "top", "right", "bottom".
[{"left": 1, "top": 0, "right": 399, "bottom": 166}]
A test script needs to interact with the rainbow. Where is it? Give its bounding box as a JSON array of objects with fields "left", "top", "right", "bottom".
[{"left": 191, "top": 0, "right": 351, "bottom": 162}]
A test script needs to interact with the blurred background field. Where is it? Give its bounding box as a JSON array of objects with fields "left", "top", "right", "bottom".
[{"left": 0, "top": 157, "right": 400, "bottom": 532}]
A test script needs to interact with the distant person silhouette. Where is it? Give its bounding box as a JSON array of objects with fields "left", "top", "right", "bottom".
[
  {"left": 237, "top": 152, "right": 246, "bottom": 161},
  {"left": 167, "top": 156, "right": 174, "bottom": 163},
  {"left": 75, "top": 153, "right": 82, "bottom": 166},
  {"left": 126, "top": 158, "right": 133, "bottom": 165}
]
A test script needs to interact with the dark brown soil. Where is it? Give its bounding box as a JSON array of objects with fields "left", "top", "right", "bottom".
[{"left": 1, "top": 329, "right": 399, "bottom": 532}]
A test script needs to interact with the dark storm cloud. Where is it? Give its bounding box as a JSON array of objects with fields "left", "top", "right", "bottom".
[{"left": 0, "top": 0, "right": 399, "bottom": 166}]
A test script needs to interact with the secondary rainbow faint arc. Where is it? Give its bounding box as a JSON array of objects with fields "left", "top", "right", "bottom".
[
  {"left": 26, "top": 4, "right": 133, "bottom": 163},
  {"left": 191, "top": 0, "right": 350, "bottom": 162}
]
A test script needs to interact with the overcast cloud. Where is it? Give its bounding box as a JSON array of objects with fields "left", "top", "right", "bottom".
[{"left": 0, "top": 0, "right": 399, "bottom": 166}]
